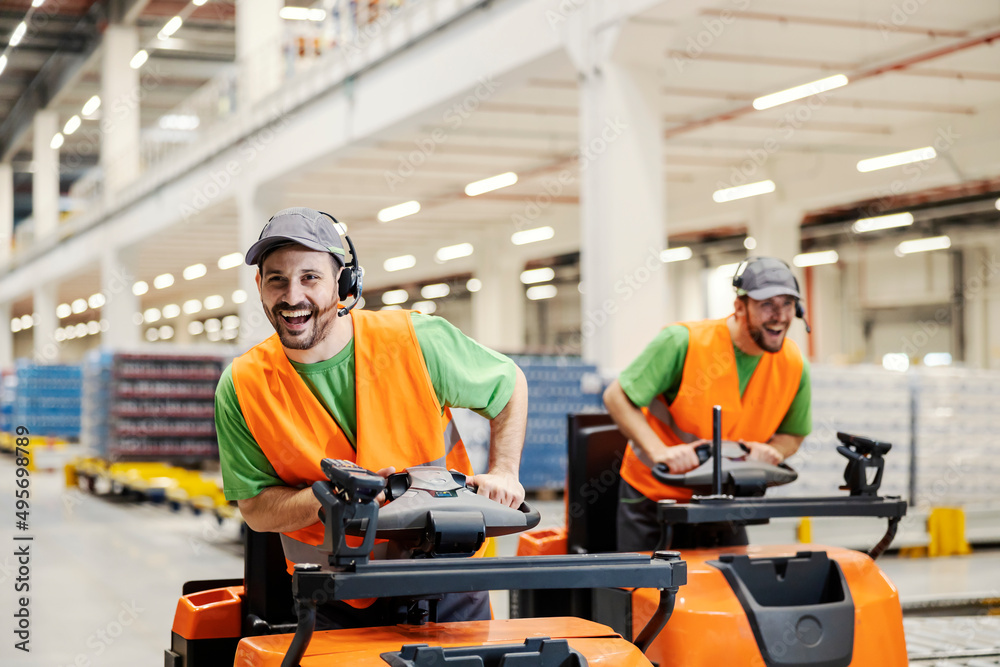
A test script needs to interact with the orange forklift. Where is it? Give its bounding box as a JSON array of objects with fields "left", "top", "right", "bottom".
[
  {"left": 514, "top": 407, "right": 909, "bottom": 667},
  {"left": 165, "top": 460, "right": 687, "bottom": 667}
]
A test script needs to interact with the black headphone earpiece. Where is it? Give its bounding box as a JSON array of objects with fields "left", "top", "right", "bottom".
[{"left": 319, "top": 211, "right": 363, "bottom": 317}]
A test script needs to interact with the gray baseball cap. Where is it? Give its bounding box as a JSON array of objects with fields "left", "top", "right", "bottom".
[
  {"left": 245, "top": 207, "right": 346, "bottom": 267},
  {"left": 734, "top": 257, "right": 801, "bottom": 301}
]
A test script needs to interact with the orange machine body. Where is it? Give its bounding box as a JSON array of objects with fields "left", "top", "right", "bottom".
[
  {"left": 234, "top": 618, "right": 649, "bottom": 667},
  {"left": 516, "top": 531, "right": 907, "bottom": 667}
]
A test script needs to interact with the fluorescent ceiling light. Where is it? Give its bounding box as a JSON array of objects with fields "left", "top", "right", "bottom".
[
  {"left": 130, "top": 50, "right": 149, "bottom": 69},
  {"left": 145, "top": 328, "right": 159, "bottom": 342},
  {"left": 20, "top": 315, "right": 33, "bottom": 328},
  {"left": 204, "top": 318, "right": 221, "bottom": 333},
  {"left": 381, "top": 305, "right": 402, "bottom": 311},
  {"left": 82, "top": 95, "right": 101, "bottom": 116},
  {"left": 381, "top": 289, "right": 409, "bottom": 305},
  {"left": 660, "top": 247, "right": 693, "bottom": 263},
  {"left": 466, "top": 172, "right": 518, "bottom": 197},
  {"left": 203, "top": 295, "right": 224, "bottom": 310},
  {"left": 716, "top": 262, "right": 740, "bottom": 277},
  {"left": 511, "top": 226, "right": 554, "bottom": 246},
  {"left": 994, "top": 197, "right": 1000, "bottom": 211},
  {"left": 466, "top": 278, "right": 482, "bottom": 293},
  {"left": 712, "top": 180, "right": 775, "bottom": 203},
  {"left": 857, "top": 147, "right": 936, "bottom": 173},
  {"left": 63, "top": 115, "right": 81, "bottom": 136},
  {"left": 159, "top": 325, "right": 175, "bottom": 340},
  {"left": 421, "top": 283, "right": 451, "bottom": 299},
  {"left": 279, "top": 6, "right": 326, "bottom": 20},
  {"left": 158, "top": 16, "right": 183, "bottom": 40},
  {"left": 744, "top": 237, "right": 757, "bottom": 250},
  {"left": 435, "top": 243, "right": 473, "bottom": 262},
  {"left": 143, "top": 308, "right": 162, "bottom": 323},
  {"left": 10, "top": 319, "right": 21, "bottom": 333},
  {"left": 412, "top": 300, "right": 437, "bottom": 314},
  {"left": 188, "top": 321, "right": 205, "bottom": 336},
  {"left": 192, "top": 0, "right": 207, "bottom": 5},
  {"left": 56, "top": 303, "right": 72, "bottom": 318},
  {"left": 10, "top": 22, "right": 27, "bottom": 47},
  {"left": 924, "top": 352, "right": 952, "bottom": 367},
  {"left": 183, "top": 263, "right": 207, "bottom": 280},
  {"left": 753, "top": 74, "right": 848, "bottom": 111},
  {"left": 132, "top": 281, "right": 149, "bottom": 296},
  {"left": 384, "top": 255, "right": 416, "bottom": 272},
  {"left": 86, "top": 321, "right": 100, "bottom": 335},
  {"left": 162, "top": 304, "right": 181, "bottom": 319},
  {"left": 183, "top": 299, "right": 203, "bottom": 315},
  {"left": 520, "top": 267, "right": 555, "bottom": 284},
  {"left": 526, "top": 285, "right": 558, "bottom": 301},
  {"left": 159, "top": 114, "right": 200, "bottom": 131},
  {"left": 232, "top": 289, "right": 248, "bottom": 304},
  {"left": 882, "top": 353, "right": 909, "bottom": 373},
  {"left": 793, "top": 250, "right": 839, "bottom": 267},
  {"left": 0, "top": 55, "right": 7, "bottom": 77},
  {"left": 50, "top": 133, "right": 64, "bottom": 150},
  {"left": 218, "top": 252, "right": 242, "bottom": 270},
  {"left": 377, "top": 201, "right": 420, "bottom": 223},
  {"left": 32, "top": 0, "right": 45, "bottom": 7},
  {"left": 222, "top": 315, "right": 240, "bottom": 329},
  {"left": 154, "top": 273, "right": 174, "bottom": 289},
  {"left": 895, "top": 235, "right": 951, "bottom": 255},
  {"left": 88, "top": 293, "right": 105, "bottom": 309},
  {"left": 71, "top": 298, "right": 88, "bottom": 314},
  {"left": 852, "top": 212, "right": 914, "bottom": 234}
]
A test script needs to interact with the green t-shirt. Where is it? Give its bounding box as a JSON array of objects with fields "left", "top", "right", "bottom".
[
  {"left": 618, "top": 324, "right": 811, "bottom": 437},
  {"left": 215, "top": 312, "right": 516, "bottom": 501}
]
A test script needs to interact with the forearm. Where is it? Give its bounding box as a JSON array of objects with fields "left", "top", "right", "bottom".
[
  {"left": 487, "top": 366, "right": 528, "bottom": 475},
  {"left": 768, "top": 433, "right": 804, "bottom": 460},
  {"left": 603, "top": 380, "right": 669, "bottom": 465},
  {"left": 237, "top": 485, "right": 321, "bottom": 533}
]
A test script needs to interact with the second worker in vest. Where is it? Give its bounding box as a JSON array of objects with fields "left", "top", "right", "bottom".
[
  {"left": 214, "top": 207, "right": 528, "bottom": 627},
  {"left": 604, "top": 256, "right": 812, "bottom": 552}
]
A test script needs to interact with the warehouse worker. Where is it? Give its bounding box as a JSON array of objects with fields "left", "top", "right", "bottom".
[
  {"left": 604, "top": 257, "right": 812, "bottom": 551},
  {"left": 214, "top": 207, "right": 527, "bottom": 626}
]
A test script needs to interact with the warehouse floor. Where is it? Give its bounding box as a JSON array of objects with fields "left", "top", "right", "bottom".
[{"left": 1, "top": 457, "right": 998, "bottom": 666}]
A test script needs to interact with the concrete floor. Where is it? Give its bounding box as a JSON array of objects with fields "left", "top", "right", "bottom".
[{"left": 1, "top": 459, "right": 998, "bottom": 666}]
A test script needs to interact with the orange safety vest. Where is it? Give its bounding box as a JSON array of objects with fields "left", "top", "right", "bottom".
[
  {"left": 231, "top": 309, "right": 477, "bottom": 576},
  {"left": 619, "top": 317, "right": 803, "bottom": 502}
]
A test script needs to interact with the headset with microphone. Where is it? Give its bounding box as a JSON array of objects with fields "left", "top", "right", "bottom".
[
  {"left": 318, "top": 211, "right": 364, "bottom": 317},
  {"left": 732, "top": 257, "right": 811, "bottom": 334}
]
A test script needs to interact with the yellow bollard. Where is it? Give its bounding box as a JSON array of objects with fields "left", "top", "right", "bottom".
[
  {"left": 796, "top": 517, "right": 812, "bottom": 544},
  {"left": 927, "top": 507, "right": 972, "bottom": 557}
]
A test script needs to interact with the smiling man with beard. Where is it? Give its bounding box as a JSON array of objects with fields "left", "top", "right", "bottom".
[
  {"left": 213, "top": 207, "right": 527, "bottom": 627},
  {"left": 604, "top": 256, "right": 812, "bottom": 552}
]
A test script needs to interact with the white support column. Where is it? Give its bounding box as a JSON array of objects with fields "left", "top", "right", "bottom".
[
  {"left": 0, "top": 163, "right": 12, "bottom": 270},
  {"left": 471, "top": 227, "right": 524, "bottom": 353},
  {"left": 236, "top": 188, "right": 280, "bottom": 349},
  {"left": 571, "top": 22, "right": 668, "bottom": 376},
  {"left": 748, "top": 201, "right": 808, "bottom": 354},
  {"left": 0, "top": 302, "right": 12, "bottom": 368},
  {"left": 101, "top": 248, "right": 140, "bottom": 349},
  {"left": 236, "top": 0, "right": 285, "bottom": 110},
  {"left": 101, "top": 25, "right": 142, "bottom": 206},
  {"left": 32, "top": 110, "right": 60, "bottom": 244},
  {"left": 32, "top": 284, "right": 58, "bottom": 363}
]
